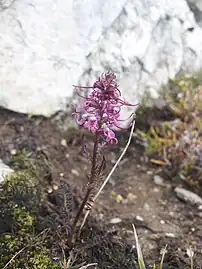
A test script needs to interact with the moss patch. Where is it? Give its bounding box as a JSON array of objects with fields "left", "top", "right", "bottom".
[{"left": 0, "top": 152, "right": 60, "bottom": 269}]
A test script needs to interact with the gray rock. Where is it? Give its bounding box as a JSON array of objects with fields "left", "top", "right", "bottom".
[
  {"left": 0, "top": 0, "right": 202, "bottom": 118},
  {"left": 0, "top": 159, "right": 13, "bottom": 183},
  {"left": 110, "top": 217, "right": 122, "bottom": 224},
  {"left": 153, "top": 175, "right": 165, "bottom": 186},
  {"left": 136, "top": 215, "right": 144, "bottom": 222},
  {"left": 0, "top": 0, "right": 126, "bottom": 116},
  {"left": 165, "top": 233, "right": 176, "bottom": 238},
  {"left": 174, "top": 187, "right": 202, "bottom": 206},
  {"left": 78, "top": 0, "right": 202, "bottom": 120},
  {"left": 143, "top": 202, "right": 150, "bottom": 211}
]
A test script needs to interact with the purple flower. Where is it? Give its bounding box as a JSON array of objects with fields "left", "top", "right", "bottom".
[{"left": 73, "top": 72, "right": 137, "bottom": 144}]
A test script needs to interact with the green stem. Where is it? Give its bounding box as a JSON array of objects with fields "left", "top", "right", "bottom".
[{"left": 68, "top": 132, "right": 100, "bottom": 245}]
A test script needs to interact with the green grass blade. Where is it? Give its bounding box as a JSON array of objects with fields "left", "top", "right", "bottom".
[
  {"left": 159, "top": 245, "right": 167, "bottom": 269},
  {"left": 132, "top": 224, "right": 146, "bottom": 269}
]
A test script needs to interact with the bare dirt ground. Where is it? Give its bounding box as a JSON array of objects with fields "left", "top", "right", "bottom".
[{"left": 0, "top": 107, "right": 201, "bottom": 268}]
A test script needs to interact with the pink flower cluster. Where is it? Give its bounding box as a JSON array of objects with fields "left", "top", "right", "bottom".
[{"left": 73, "top": 72, "right": 136, "bottom": 144}]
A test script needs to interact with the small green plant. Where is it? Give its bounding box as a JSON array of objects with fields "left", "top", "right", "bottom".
[
  {"left": 132, "top": 224, "right": 167, "bottom": 269},
  {"left": 0, "top": 153, "right": 60, "bottom": 269},
  {"left": 132, "top": 224, "right": 196, "bottom": 269},
  {"left": 137, "top": 76, "right": 202, "bottom": 190}
]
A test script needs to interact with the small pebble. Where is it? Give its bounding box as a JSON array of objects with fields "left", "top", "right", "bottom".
[
  {"left": 198, "top": 205, "right": 202, "bottom": 211},
  {"left": 153, "top": 187, "right": 160, "bottom": 192},
  {"left": 20, "top": 126, "right": 24, "bottom": 132},
  {"left": 160, "top": 220, "right": 165, "bottom": 225},
  {"left": 71, "top": 169, "right": 79, "bottom": 176},
  {"left": 127, "top": 193, "right": 137, "bottom": 202},
  {"left": 60, "top": 173, "right": 64, "bottom": 177},
  {"left": 169, "top": 211, "right": 174, "bottom": 217},
  {"left": 10, "top": 149, "right": 17, "bottom": 155},
  {"left": 147, "top": 170, "right": 153, "bottom": 175},
  {"left": 153, "top": 175, "right": 164, "bottom": 186},
  {"left": 60, "top": 139, "right": 67, "bottom": 147},
  {"left": 136, "top": 215, "right": 144, "bottom": 222},
  {"left": 175, "top": 187, "right": 202, "bottom": 206},
  {"left": 143, "top": 203, "right": 150, "bottom": 211},
  {"left": 165, "top": 233, "right": 175, "bottom": 238},
  {"left": 53, "top": 185, "right": 58, "bottom": 190},
  {"left": 110, "top": 218, "right": 122, "bottom": 224}
]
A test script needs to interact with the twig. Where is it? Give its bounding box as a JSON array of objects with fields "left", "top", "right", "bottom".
[
  {"left": 3, "top": 247, "right": 25, "bottom": 269},
  {"left": 65, "top": 249, "right": 75, "bottom": 269},
  {"left": 78, "top": 117, "right": 136, "bottom": 235},
  {"left": 79, "top": 263, "right": 97, "bottom": 269}
]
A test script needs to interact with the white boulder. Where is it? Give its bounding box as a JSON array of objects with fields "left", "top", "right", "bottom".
[{"left": 0, "top": 0, "right": 202, "bottom": 117}]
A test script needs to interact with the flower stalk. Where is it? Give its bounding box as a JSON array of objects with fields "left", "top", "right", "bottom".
[
  {"left": 68, "top": 72, "right": 137, "bottom": 247},
  {"left": 69, "top": 132, "right": 100, "bottom": 244}
]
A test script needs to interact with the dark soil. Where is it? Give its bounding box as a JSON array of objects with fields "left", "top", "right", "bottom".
[{"left": 0, "top": 107, "right": 201, "bottom": 268}]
